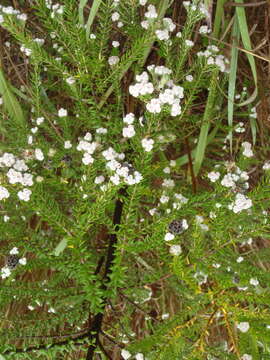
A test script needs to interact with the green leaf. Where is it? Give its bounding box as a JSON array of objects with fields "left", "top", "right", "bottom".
[
  {"left": 235, "top": 0, "right": 258, "bottom": 107},
  {"left": 0, "top": 67, "right": 25, "bottom": 128},
  {"left": 53, "top": 238, "right": 68, "bottom": 256},
  {"left": 78, "top": 0, "right": 88, "bottom": 25},
  {"left": 228, "top": 16, "right": 240, "bottom": 153},
  {"left": 85, "top": 0, "right": 102, "bottom": 40}
]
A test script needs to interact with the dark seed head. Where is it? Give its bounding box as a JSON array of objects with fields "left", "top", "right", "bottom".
[
  {"left": 6, "top": 255, "right": 19, "bottom": 270},
  {"left": 168, "top": 219, "right": 188, "bottom": 234}
]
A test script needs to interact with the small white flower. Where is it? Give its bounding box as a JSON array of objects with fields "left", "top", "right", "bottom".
[
  {"left": 123, "top": 113, "right": 135, "bottom": 124},
  {"left": 185, "top": 39, "right": 194, "bottom": 47},
  {"left": 96, "top": 127, "right": 107, "bottom": 134},
  {"left": 160, "top": 195, "right": 169, "bottom": 204},
  {"left": 48, "top": 307, "right": 56, "bottom": 313},
  {"left": 64, "top": 141, "right": 72, "bottom": 149},
  {"left": 17, "top": 189, "right": 32, "bottom": 202},
  {"left": 141, "top": 20, "right": 149, "bottom": 29},
  {"left": 58, "top": 108, "right": 67, "bottom": 117},
  {"left": 121, "top": 349, "right": 132, "bottom": 360},
  {"left": 139, "top": 0, "right": 147, "bottom": 5},
  {"left": 35, "top": 148, "right": 44, "bottom": 161},
  {"left": 162, "top": 179, "right": 175, "bottom": 188},
  {"left": 249, "top": 278, "right": 259, "bottom": 286},
  {"left": 0, "top": 186, "right": 10, "bottom": 201},
  {"left": 145, "top": 4, "right": 157, "bottom": 18},
  {"left": 237, "top": 322, "right": 250, "bottom": 333},
  {"left": 19, "top": 257, "right": 27, "bottom": 265},
  {"left": 4, "top": 215, "right": 10, "bottom": 222},
  {"left": 237, "top": 256, "right": 244, "bottom": 263},
  {"left": 161, "top": 313, "right": 170, "bottom": 320},
  {"left": 207, "top": 171, "right": 220, "bottom": 182},
  {"left": 141, "top": 138, "right": 154, "bottom": 152},
  {"left": 94, "top": 175, "right": 105, "bottom": 184},
  {"left": 10, "top": 247, "right": 19, "bottom": 255},
  {"left": 169, "top": 245, "right": 182, "bottom": 256},
  {"left": 108, "top": 55, "right": 119, "bottom": 66},
  {"left": 241, "top": 355, "right": 252, "bottom": 360},
  {"left": 155, "top": 29, "right": 170, "bottom": 41},
  {"left": 90, "top": 33, "right": 96, "bottom": 39},
  {"left": 111, "top": 12, "right": 120, "bottom": 21},
  {"left": 164, "top": 232, "right": 175, "bottom": 241},
  {"left": 36, "top": 117, "right": 44, "bottom": 125},
  {"left": 82, "top": 153, "right": 94, "bottom": 165},
  {"left": 66, "top": 76, "right": 75, "bottom": 85},
  {"left": 185, "top": 75, "right": 193, "bottom": 82},
  {"left": 135, "top": 353, "right": 144, "bottom": 360},
  {"left": 122, "top": 125, "right": 135, "bottom": 138},
  {"left": 112, "top": 41, "right": 120, "bottom": 48},
  {"left": 28, "top": 305, "right": 34, "bottom": 311},
  {"left": 146, "top": 98, "right": 162, "bottom": 114},
  {"left": 1, "top": 266, "right": 11, "bottom": 279}
]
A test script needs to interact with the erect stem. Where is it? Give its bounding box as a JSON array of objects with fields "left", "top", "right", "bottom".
[{"left": 86, "top": 189, "right": 126, "bottom": 360}]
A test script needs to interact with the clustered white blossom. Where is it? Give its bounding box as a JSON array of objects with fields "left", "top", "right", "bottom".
[
  {"left": 235, "top": 121, "right": 245, "bottom": 133},
  {"left": 44, "top": 0, "right": 64, "bottom": 18},
  {"left": 0, "top": 152, "right": 34, "bottom": 202},
  {"left": 242, "top": 141, "right": 254, "bottom": 158},
  {"left": 195, "top": 215, "right": 209, "bottom": 231},
  {"left": 77, "top": 132, "right": 98, "bottom": 165},
  {"left": 228, "top": 193, "right": 252, "bottom": 214},
  {"left": 102, "top": 147, "right": 142, "bottom": 186},
  {"left": 141, "top": 138, "right": 154, "bottom": 152},
  {"left": 197, "top": 45, "right": 229, "bottom": 73},
  {"left": 237, "top": 321, "right": 250, "bottom": 333},
  {"left": 108, "top": 55, "right": 119, "bottom": 66},
  {"left": 1, "top": 247, "right": 27, "bottom": 279},
  {"left": 220, "top": 162, "right": 249, "bottom": 191},
  {"left": 129, "top": 65, "right": 184, "bottom": 117},
  {"left": 0, "top": 5, "right": 27, "bottom": 22},
  {"left": 155, "top": 17, "right": 176, "bottom": 41},
  {"left": 194, "top": 270, "right": 208, "bottom": 285}
]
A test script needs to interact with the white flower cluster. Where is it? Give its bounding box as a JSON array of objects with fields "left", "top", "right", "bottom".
[
  {"left": 155, "top": 17, "right": 176, "bottom": 41},
  {"left": 207, "top": 171, "right": 220, "bottom": 183},
  {"left": 195, "top": 215, "right": 209, "bottom": 231},
  {"left": 122, "top": 113, "right": 136, "bottom": 138},
  {"left": 237, "top": 321, "right": 250, "bottom": 333},
  {"left": 108, "top": 55, "right": 119, "bottom": 66},
  {"left": 111, "top": 11, "right": 123, "bottom": 28},
  {"left": 0, "top": 5, "right": 27, "bottom": 22},
  {"left": 1, "top": 247, "right": 27, "bottom": 279},
  {"left": 194, "top": 270, "right": 208, "bottom": 285},
  {"left": 129, "top": 65, "right": 184, "bottom": 117},
  {"left": 228, "top": 193, "right": 252, "bottom": 213},
  {"left": 20, "top": 45, "right": 32, "bottom": 57},
  {"left": 77, "top": 132, "right": 98, "bottom": 165},
  {"left": 235, "top": 122, "right": 245, "bottom": 133},
  {"left": 121, "top": 350, "right": 145, "bottom": 360},
  {"left": 102, "top": 147, "right": 142, "bottom": 186},
  {"left": 263, "top": 161, "right": 270, "bottom": 170},
  {"left": 44, "top": 0, "right": 64, "bottom": 18},
  {"left": 249, "top": 106, "right": 257, "bottom": 119},
  {"left": 0, "top": 152, "right": 34, "bottom": 202},
  {"left": 220, "top": 163, "right": 249, "bottom": 191},
  {"left": 242, "top": 141, "right": 254, "bottom": 158},
  {"left": 197, "top": 45, "right": 229, "bottom": 73},
  {"left": 141, "top": 138, "right": 154, "bottom": 152},
  {"left": 183, "top": 1, "right": 210, "bottom": 19}
]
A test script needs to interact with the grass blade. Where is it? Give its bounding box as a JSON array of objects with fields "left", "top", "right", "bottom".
[
  {"left": 85, "top": 0, "right": 102, "bottom": 40},
  {"left": 193, "top": 72, "right": 218, "bottom": 176},
  {"left": 235, "top": 0, "right": 258, "bottom": 107},
  {"left": 79, "top": 0, "right": 88, "bottom": 25},
  {"left": 0, "top": 67, "right": 25, "bottom": 128},
  {"left": 228, "top": 16, "right": 240, "bottom": 153}
]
